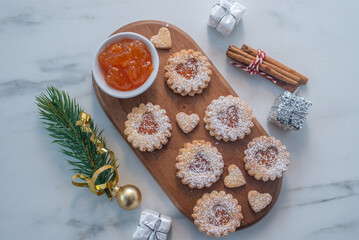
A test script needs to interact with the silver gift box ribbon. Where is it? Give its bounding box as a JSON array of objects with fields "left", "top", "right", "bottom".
[
  {"left": 133, "top": 209, "right": 172, "bottom": 240},
  {"left": 208, "top": 0, "right": 246, "bottom": 36},
  {"left": 268, "top": 91, "right": 312, "bottom": 130}
]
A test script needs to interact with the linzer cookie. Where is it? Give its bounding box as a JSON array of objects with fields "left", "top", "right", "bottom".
[
  {"left": 248, "top": 190, "right": 272, "bottom": 213},
  {"left": 164, "top": 49, "right": 212, "bottom": 96},
  {"left": 192, "top": 191, "right": 243, "bottom": 237},
  {"left": 124, "top": 103, "right": 172, "bottom": 152},
  {"left": 204, "top": 95, "right": 254, "bottom": 142},
  {"left": 244, "top": 136, "right": 289, "bottom": 182},
  {"left": 224, "top": 164, "right": 246, "bottom": 188},
  {"left": 176, "top": 112, "right": 200, "bottom": 134},
  {"left": 150, "top": 26, "right": 172, "bottom": 49},
  {"left": 176, "top": 140, "right": 224, "bottom": 189}
]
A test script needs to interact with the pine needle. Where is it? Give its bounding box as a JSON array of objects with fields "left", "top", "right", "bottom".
[{"left": 35, "top": 86, "right": 115, "bottom": 187}]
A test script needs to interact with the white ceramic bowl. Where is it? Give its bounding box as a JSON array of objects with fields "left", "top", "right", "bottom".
[{"left": 92, "top": 32, "right": 159, "bottom": 98}]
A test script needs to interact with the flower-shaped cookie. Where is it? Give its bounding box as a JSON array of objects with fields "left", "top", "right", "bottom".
[
  {"left": 192, "top": 191, "right": 243, "bottom": 237},
  {"left": 176, "top": 140, "right": 223, "bottom": 189},
  {"left": 124, "top": 103, "right": 172, "bottom": 152},
  {"left": 164, "top": 49, "right": 212, "bottom": 96},
  {"left": 244, "top": 136, "right": 290, "bottom": 182},
  {"left": 204, "top": 95, "right": 254, "bottom": 142}
]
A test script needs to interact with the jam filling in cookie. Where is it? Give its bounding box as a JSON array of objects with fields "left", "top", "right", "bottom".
[
  {"left": 188, "top": 151, "right": 213, "bottom": 173},
  {"left": 209, "top": 205, "right": 231, "bottom": 226},
  {"left": 192, "top": 191, "right": 243, "bottom": 237},
  {"left": 244, "top": 136, "right": 290, "bottom": 182},
  {"left": 138, "top": 112, "right": 158, "bottom": 135},
  {"left": 176, "top": 140, "right": 223, "bottom": 189},
  {"left": 124, "top": 103, "right": 172, "bottom": 152},
  {"left": 164, "top": 49, "right": 212, "bottom": 96},
  {"left": 175, "top": 58, "right": 199, "bottom": 79},
  {"left": 204, "top": 95, "right": 254, "bottom": 142},
  {"left": 255, "top": 146, "right": 278, "bottom": 168},
  {"left": 217, "top": 106, "right": 240, "bottom": 128}
]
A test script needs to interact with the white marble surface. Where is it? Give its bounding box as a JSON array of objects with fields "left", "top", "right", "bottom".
[{"left": 1, "top": 0, "right": 359, "bottom": 239}]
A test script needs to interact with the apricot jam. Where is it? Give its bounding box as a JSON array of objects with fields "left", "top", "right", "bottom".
[
  {"left": 255, "top": 147, "right": 278, "bottom": 168},
  {"left": 175, "top": 58, "right": 199, "bottom": 79},
  {"left": 188, "top": 151, "right": 212, "bottom": 173},
  {"left": 209, "top": 205, "right": 230, "bottom": 226},
  {"left": 138, "top": 112, "right": 158, "bottom": 135},
  {"left": 218, "top": 106, "right": 240, "bottom": 128},
  {"left": 98, "top": 39, "right": 154, "bottom": 91}
]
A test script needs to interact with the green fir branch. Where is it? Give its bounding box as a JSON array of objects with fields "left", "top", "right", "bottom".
[{"left": 35, "top": 86, "right": 115, "bottom": 188}]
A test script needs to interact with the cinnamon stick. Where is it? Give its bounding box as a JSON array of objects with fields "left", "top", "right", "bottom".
[
  {"left": 226, "top": 50, "right": 298, "bottom": 85},
  {"left": 228, "top": 45, "right": 301, "bottom": 83},
  {"left": 241, "top": 44, "right": 308, "bottom": 85}
]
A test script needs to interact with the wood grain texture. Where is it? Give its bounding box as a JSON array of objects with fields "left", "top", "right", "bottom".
[{"left": 93, "top": 20, "right": 282, "bottom": 230}]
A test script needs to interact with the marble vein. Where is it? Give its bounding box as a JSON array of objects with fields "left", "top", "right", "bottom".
[
  {"left": 0, "top": 8, "right": 41, "bottom": 26},
  {"left": 313, "top": 220, "right": 359, "bottom": 234},
  {"left": 281, "top": 179, "right": 359, "bottom": 209}
]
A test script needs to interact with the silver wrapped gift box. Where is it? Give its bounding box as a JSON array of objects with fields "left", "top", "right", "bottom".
[
  {"left": 208, "top": 0, "right": 246, "bottom": 36},
  {"left": 133, "top": 209, "right": 172, "bottom": 240},
  {"left": 268, "top": 91, "right": 312, "bottom": 130}
]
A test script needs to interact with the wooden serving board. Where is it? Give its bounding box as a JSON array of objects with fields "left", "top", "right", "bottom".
[{"left": 93, "top": 20, "right": 282, "bottom": 230}]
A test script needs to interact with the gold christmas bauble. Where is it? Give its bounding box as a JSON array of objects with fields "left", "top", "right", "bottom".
[{"left": 116, "top": 184, "right": 142, "bottom": 210}]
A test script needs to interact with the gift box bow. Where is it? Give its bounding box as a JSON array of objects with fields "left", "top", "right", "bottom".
[
  {"left": 208, "top": 0, "right": 246, "bottom": 36},
  {"left": 134, "top": 209, "right": 172, "bottom": 240},
  {"left": 270, "top": 91, "right": 312, "bottom": 130}
]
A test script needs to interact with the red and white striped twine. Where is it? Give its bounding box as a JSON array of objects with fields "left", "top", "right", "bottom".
[{"left": 230, "top": 49, "right": 277, "bottom": 84}]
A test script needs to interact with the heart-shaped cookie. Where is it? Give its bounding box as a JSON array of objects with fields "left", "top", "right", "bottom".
[
  {"left": 224, "top": 164, "right": 246, "bottom": 188},
  {"left": 150, "top": 27, "right": 172, "bottom": 49},
  {"left": 176, "top": 112, "right": 199, "bottom": 134},
  {"left": 248, "top": 190, "right": 272, "bottom": 213}
]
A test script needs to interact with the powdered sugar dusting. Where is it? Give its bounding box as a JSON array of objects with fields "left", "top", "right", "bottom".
[
  {"left": 244, "top": 136, "right": 290, "bottom": 182},
  {"left": 255, "top": 147, "right": 277, "bottom": 168},
  {"left": 138, "top": 112, "right": 158, "bottom": 135},
  {"left": 164, "top": 49, "right": 212, "bottom": 96},
  {"left": 150, "top": 27, "right": 172, "bottom": 49},
  {"left": 124, "top": 103, "right": 172, "bottom": 152},
  {"left": 248, "top": 190, "right": 272, "bottom": 213},
  {"left": 204, "top": 95, "right": 254, "bottom": 142},
  {"left": 224, "top": 164, "right": 246, "bottom": 188},
  {"left": 176, "top": 140, "right": 223, "bottom": 189},
  {"left": 192, "top": 191, "right": 243, "bottom": 237},
  {"left": 189, "top": 151, "right": 212, "bottom": 173},
  {"left": 176, "top": 112, "right": 199, "bottom": 133}
]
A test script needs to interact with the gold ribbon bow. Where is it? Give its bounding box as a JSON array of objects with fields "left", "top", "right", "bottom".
[{"left": 72, "top": 112, "right": 119, "bottom": 199}]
